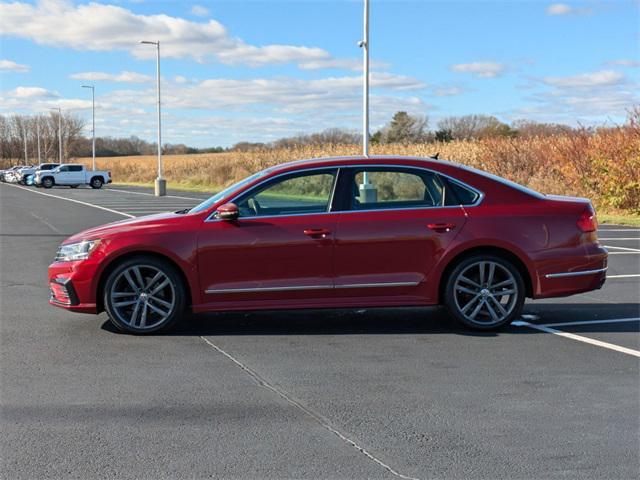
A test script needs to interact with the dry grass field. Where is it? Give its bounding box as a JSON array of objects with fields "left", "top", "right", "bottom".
[
  {"left": 4, "top": 122, "right": 638, "bottom": 219},
  {"left": 70, "top": 124, "right": 639, "bottom": 216}
]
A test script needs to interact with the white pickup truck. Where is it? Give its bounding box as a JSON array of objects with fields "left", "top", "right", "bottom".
[{"left": 34, "top": 164, "right": 112, "bottom": 189}]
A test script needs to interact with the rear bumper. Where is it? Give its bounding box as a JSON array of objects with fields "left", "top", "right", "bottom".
[{"left": 534, "top": 246, "right": 608, "bottom": 299}]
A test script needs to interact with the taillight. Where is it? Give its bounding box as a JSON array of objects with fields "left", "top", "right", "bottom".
[
  {"left": 577, "top": 206, "right": 597, "bottom": 233},
  {"left": 108, "top": 171, "right": 111, "bottom": 178}
]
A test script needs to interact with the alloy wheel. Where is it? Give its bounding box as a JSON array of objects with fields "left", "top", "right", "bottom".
[
  {"left": 452, "top": 260, "right": 518, "bottom": 326},
  {"left": 109, "top": 264, "right": 176, "bottom": 330}
]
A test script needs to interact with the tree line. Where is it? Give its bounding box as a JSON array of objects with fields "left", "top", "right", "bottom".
[
  {"left": 0, "top": 113, "right": 225, "bottom": 162},
  {"left": 1, "top": 111, "right": 582, "bottom": 161}
]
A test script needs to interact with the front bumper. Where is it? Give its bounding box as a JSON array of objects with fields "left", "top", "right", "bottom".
[{"left": 48, "top": 259, "right": 100, "bottom": 314}]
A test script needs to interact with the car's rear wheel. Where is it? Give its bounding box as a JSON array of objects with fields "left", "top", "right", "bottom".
[
  {"left": 90, "top": 177, "right": 103, "bottom": 189},
  {"left": 444, "top": 254, "right": 525, "bottom": 330},
  {"left": 42, "top": 177, "right": 54, "bottom": 188},
  {"left": 103, "top": 256, "right": 185, "bottom": 334}
]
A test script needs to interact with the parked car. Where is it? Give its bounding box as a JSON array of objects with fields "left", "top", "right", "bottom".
[
  {"left": 35, "top": 164, "right": 111, "bottom": 189},
  {"left": 48, "top": 156, "right": 607, "bottom": 334},
  {"left": 1, "top": 165, "right": 32, "bottom": 183},
  {"left": 0, "top": 166, "right": 22, "bottom": 182},
  {"left": 18, "top": 163, "right": 59, "bottom": 184}
]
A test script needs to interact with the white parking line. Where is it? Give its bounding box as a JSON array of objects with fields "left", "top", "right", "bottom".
[
  {"left": 200, "top": 336, "right": 420, "bottom": 480},
  {"left": 607, "top": 274, "right": 640, "bottom": 279},
  {"left": 513, "top": 320, "right": 640, "bottom": 358},
  {"left": 599, "top": 238, "right": 640, "bottom": 241},
  {"left": 107, "top": 187, "right": 203, "bottom": 201},
  {"left": 540, "top": 318, "right": 640, "bottom": 328},
  {"left": 599, "top": 229, "right": 640, "bottom": 232},
  {"left": 4, "top": 183, "right": 133, "bottom": 218},
  {"left": 604, "top": 245, "right": 640, "bottom": 252},
  {"left": 607, "top": 252, "right": 640, "bottom": 255}
]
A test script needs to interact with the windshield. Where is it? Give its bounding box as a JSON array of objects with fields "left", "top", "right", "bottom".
[{"left": 189, "top": 170, "right": 269, "bottom": 214}]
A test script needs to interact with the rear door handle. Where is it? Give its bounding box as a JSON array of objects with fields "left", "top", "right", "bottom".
[
  {"left": 427, "top": 223, "right": 456, "bottom": 233},
  {"left": 304, "top": 228, "right": 332, "bottom": 239}
]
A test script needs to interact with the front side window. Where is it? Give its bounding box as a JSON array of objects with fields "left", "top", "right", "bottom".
[
  {"left": 58, "top": 166, "right": 69, "bottom": 172},
  {"left": 69, "top": 165, "right": 83, "bottom": 172},
  {"left": 235, "top": 169, "right": 337, "bottom": 217},
  {"left": 350, "top": 168, "right": 445, "bottom": 210}
]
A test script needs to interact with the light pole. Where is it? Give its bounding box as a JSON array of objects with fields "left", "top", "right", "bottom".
[
  {"left": 358, "top": 0, "right": 376, "bottom": 202},
  {"left": 23, "top": 124, "right": 28, "bottom": 163},
  {"left": 36, "top": 116, "right": 42, "bottom": 164},
  {"left": 360, "top": 0, "right": 370, "bottom": 159},
  {"left": 50, "top": 107, "right": 63, "bottom": 163},
  {"left": 82, "top": 85, "right": 96, "bottom": 171},
  {"left": 140, "top": 40, "right": 165, "bottom": 196}
]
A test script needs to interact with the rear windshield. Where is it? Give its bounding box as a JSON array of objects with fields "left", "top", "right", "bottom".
[{"left": 452, "top": 162, "right": 546, "bottom": 199}]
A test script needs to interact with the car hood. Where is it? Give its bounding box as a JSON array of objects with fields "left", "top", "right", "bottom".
[{"left": 64, "top": 211, "right": 189, "bottom": 244}]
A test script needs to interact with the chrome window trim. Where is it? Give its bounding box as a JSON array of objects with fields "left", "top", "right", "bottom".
[
  {"left": 205, "top": 164, "right": 484, "bottom": 222},
  {"left": 544, "top": 267, "right": 607, "bottom": 279},
  {"left": 204, "top": 280, "right": 419, "bottom": 294}
]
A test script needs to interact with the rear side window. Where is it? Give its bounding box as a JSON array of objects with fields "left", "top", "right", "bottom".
[
  {"left": 444, "top": 179, "right": 481, "bottom": 206},
  {"left": 349, "top": 168, "right": 446, "bottom": 210}
]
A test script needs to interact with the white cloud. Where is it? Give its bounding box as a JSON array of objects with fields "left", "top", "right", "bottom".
[
  {"left": 0, "top": 0, "right": 358, "bottom": 70},
  {"left": 546, "top": 3, "right": 572, "bottom": 15},
  {"left": 190, "top": 5, "right": 210, "bottom": 17},
  {"left": 9, "top": 86, "right": 57, "bottom": 98},
  {"left": 69, "top": 71, "right": 153, "bottom": 83},
  {"left": 546, "top": 3, "right": 591, "bottom": 16},
  {"left": 451, "top": 62, "right": 505, "bottom": 78},
  {"left": 102, "top": 72, "right": 427, "bottom": 113},
  {"left": 434, "top": 86, "right": 464, "bottom": 97},
  {"left": 606, "top": 59, "right": 640, "bottom": 68},
  {"left": 517, "top": 69, "right": 638, "bottom": 123},
  {"left": 543, "top": 70, "right": 625, "bottom": 88},
  {"left": 0, "top": 59, "right": 30, "bottom": 72}
]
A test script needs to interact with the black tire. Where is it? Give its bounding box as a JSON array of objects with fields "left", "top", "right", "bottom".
[
  {"left": 42, "top": 177, "right": 54, "bottom": 189},
  {"left": 70, "top": 184, "right": 79, "bottom": 189},
  {"left": 103, "top": 256, "right": 186, "bottom": 334},
  {"left": 444, "top": 254, "right": 525, "bottom": 331},
  {"left": 90, "top": 177, "right": 103, "bottom": 189}
]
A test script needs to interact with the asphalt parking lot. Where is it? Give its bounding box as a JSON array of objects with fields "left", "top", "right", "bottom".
[{"left": 1, "top": 182, "right": 639, "bottom": 479}]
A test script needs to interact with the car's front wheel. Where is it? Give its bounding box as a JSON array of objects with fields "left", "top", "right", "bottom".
[
  {"left": 103, "top": 256, "right": 186, "bottom": 334},
  {"left": 444, "top": 254, "right": 525, "bottom": 330},
  {"left": 42, "top": 177, "right": 54, "bottom": 188}
]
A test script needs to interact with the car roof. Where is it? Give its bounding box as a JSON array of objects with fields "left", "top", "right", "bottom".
[{"left": 269, "top": 155, "right": 451, "bottom": 173}]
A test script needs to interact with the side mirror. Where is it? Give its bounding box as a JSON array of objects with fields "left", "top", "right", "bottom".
[{"left": 217, "top": 203, "right": 239, "bottom": 221}]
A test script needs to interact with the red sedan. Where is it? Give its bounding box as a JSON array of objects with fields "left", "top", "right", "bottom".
[{"left": 48, "top": 156, "right": 607, "bottom": 334}]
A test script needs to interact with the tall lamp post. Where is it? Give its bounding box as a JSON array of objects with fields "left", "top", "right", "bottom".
[
  {"left": 23, "top": 124, "right": 28, "bottom": 163},
  {"left": 140, "top": 40, "right": 165, "bottom": 196},
  {"left": 358, "top": 0, "right": 376, "bottom": 202},
  {"left": 50, "top": 107, "right": 63, "bottom": 163},
  {"left": 82, "top": 85, "right": 96, "bottom": 171},
  {"left": 36, "top": 116, "right": 42, "bottom": 164}
]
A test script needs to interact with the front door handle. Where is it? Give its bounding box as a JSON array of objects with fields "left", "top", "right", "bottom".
[
  {"left": 304, "top": 228, "right": 332, "bottom": 239},
  {"left": 427, "top": 223, "right": 456, "bottom": 233}
]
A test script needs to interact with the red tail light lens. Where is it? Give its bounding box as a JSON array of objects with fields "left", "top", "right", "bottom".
[
  {"left": 577, "top": 206, "right": 597, "bottom": 233},
  {"left": 108, "top": 171, "right": 111, "bottom": 178}
]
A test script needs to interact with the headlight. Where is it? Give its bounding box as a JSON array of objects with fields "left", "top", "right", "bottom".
[{"left": 55, "top": 240, "right": 101, "bottom": 262}]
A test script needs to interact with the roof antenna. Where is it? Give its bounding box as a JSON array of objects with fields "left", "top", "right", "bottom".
[{"left": 432, "top": 152, "right": 439, "bottom": 159}]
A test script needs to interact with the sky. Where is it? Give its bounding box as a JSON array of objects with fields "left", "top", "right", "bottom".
[{"left": 0, "top": 0, "right": 638, "bottom": 147}]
